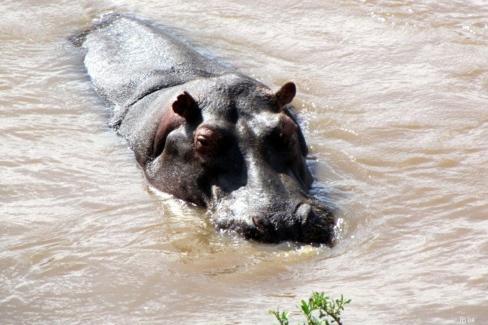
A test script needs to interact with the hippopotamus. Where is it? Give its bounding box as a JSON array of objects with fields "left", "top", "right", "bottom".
[{"left": 72, "top": 14, "right": 336, "bottom": 245}]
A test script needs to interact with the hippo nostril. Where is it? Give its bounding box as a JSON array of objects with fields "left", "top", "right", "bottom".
[
  {"left": 294, "top": 203, "right": 335, "bottom": 246},
  {"left": 252, "top": 216, "right": 266, "bottom": 233}
]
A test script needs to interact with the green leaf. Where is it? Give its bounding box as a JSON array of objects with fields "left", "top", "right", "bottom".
[{"left": 300, "top": 300, "right": 311, "bottom": 315}]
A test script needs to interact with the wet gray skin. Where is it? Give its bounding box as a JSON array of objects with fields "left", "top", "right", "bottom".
[{"left": 73, "top": 14, "right": 336, "bottom": 245}]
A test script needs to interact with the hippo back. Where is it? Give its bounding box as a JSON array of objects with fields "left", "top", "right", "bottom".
[{"left": 74, "top": 14, "right": 231, "bottom": 113}]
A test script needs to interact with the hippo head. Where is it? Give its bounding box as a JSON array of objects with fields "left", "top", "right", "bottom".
[{"left": 145, "top": 75, "right": 335, "bottom": 246}]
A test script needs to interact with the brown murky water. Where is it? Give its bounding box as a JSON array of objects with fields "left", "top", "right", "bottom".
[{"left": 1, "top": 1, "right": 487, "bottom": 324}]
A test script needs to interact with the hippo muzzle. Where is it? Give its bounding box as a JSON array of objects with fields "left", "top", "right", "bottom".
[
  {"left": 208, "top": 156, "right": 335, "bottom": 246},
  {"left": 215, "top": 201, "right": 335, "bottom": 245}
]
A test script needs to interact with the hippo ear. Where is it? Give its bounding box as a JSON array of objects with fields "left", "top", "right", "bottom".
[
  {"left": 172, "top": 91, "right": 201, "bottom": 123},
  {"left": 275, "top": 82, "right": 296, "bottom": 107}
]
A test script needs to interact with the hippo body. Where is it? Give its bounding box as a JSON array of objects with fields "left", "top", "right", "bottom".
[{"left": 74, "top": 14, "right": 335, "bottom": 245}]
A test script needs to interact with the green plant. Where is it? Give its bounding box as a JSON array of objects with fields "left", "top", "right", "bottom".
[{"left": 269, "top": 292, "right": 351, "bottom": 325}]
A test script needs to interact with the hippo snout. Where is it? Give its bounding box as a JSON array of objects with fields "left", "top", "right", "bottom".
[{"left": 217, "top": 202, "right": 335, "bottom": 246}]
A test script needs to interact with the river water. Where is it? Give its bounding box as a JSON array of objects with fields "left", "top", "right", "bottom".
[{"left": 1, "top": 1, "right": 487, "bottom": 324}]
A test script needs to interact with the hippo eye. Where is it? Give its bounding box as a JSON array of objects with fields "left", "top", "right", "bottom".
[
  {"left": 196, "top": 134, "right": 209, "bottom": 149},
  {"left": 194, "top": 126, "right": 223, "bottom": 155}
]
